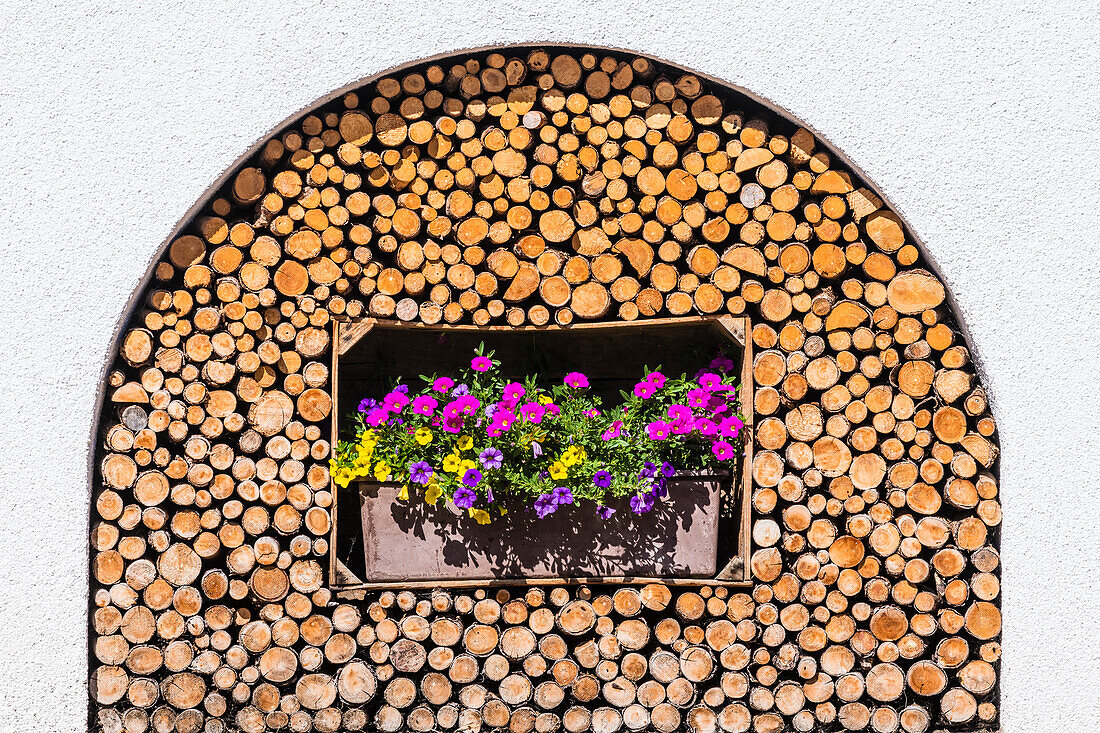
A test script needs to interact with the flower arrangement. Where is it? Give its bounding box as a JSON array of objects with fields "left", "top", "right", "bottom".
[{"left": 330, "top": 348, "right": 743, "bottom": 524}]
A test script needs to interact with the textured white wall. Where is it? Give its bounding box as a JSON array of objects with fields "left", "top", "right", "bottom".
[{"left": 1, "top": 1, "right": 1097, "bottom": 730}]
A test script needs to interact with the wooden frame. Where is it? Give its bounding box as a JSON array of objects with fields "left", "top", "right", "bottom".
[{"left": 328, "top": 315, "right": 754, "bottom": 595}]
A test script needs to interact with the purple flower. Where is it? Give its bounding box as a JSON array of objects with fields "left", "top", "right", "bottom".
[
  {"left": 479, "top": 448, "right": 503, "bottom": 469},
  {"left": 393, "top": 384, "right": 410, "bottom": 395},
  {"left": 719, "top": 415, "right": 743, "bottom": 438},
  {"left": 645, "top": 371, "right": 667, "bottom": 388},
  {"left": 383, "top": 391, "right": 409, "bottom": 412},
  {"left": 639, "top": 461, "right": 657, "bottom": 479},
  {"left": 485, "top": 403, "right": 499, "bottom": 419},
  {"left": 592, "top": 470, "right": 612, "bottom": 488},
  {"left": 534, "top": 493, "right": 558, "bottom": 518},
  {"left": 597, "top": 505, "right": 616, "bottom": 519},
  {"left": 433, "top": 377, "right": 454, "bottom": 393},
  {"left": 712, "top": 440, "right": 735, "bottom": 460},
  {"left": 661, "top": 462, "right": 675, "bottom": 478},
  {"left": 409, "top": 461, "right": 433, "bottom": 485},
  {"left": 451, "top": 383, "right": 470, "bottom": 397},
  {"left": 630, "top": 493, "right": 654, "bottom": 514},
  {"left": 551, "top": 486, "right": 574, "bottom": 505},
  {"left": 633, "top": 381, "right": 656, "bottom": 399},
  {"left": 531, "top": 441, "right": 543, "bottom": 458},
  {"left": 486, "top": 487, "right": 495, "bottom": 503},
  {"left": 471, "top": 356, "right": 493, "bottom": 372},
  {"left": 709, "top": 355, "right": 735, "bottom": 372},
  {"left": 503, "top": 382, "right": 526, "bottom": 402},
  {"left": 601, "top": 421, "right": 623, "bottom": 441},
  {"left": 453, "top": 487, "right": 477, "bottom": 509},
  {"left": 687, "top": 388, "right": 710, "bottom": 409},
  {"left": 358, "top": 398, "right": 378, "bottom": 414},
  {"left": 646, "top": 420, "right": 671, "bottom": 440},
  {"left": 462, "top": 468, "right": 483, "bottom": 487},
  {"left": 564, "top": 372, "right": 589, "bottom": 389},
  {"left": 650, "top": 479, "right": 668, "bottom": 499},
  {"left": 411, "top": 395, "right": 438, "bottom": 415}
]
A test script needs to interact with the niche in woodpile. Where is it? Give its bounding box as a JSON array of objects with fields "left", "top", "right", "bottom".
[{"left": 330, "top": 316, "right": 752, "bottom": 591}]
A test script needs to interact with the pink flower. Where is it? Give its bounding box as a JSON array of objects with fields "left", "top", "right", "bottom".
[
  {"left": 564, "top": 372, "right": 589, "bottom": 389},
  {"left": 471, "top": 356, "right": 493, "bottom": 372},
  {"left": 697, "top": 372, "right": 722, "bottom": 389},
  {"left": 633, "top": 381, "right": 656, "bottom": 399},
  {"left": 545, "top": 403, "right": 560, "bottom": 417},
  {"left": 520, "top": 402, "right": 545, "bottom": 424},
  {"left": 442, "top": 415, "right": 464, "bottom": 433},
  {"left": 668, "top": 405, "right": 695, "bottom": 435},
  {"left": 411, "top": 395, "right": 438, "bottom": 415},
  {"left": 646, "top": 421, "right": 671, "bottom": 440},
  {"left": 712, "top": 440, "right": 735, "bottom": 460},
  {"left": 432, "top": 377, "right": 454, "bottom": 393},
  {"left": 645, "top": 371, "right": 667, "bottom": 388},
  {"left": 456, "top": 395, "right": 481, "bottom": 415},
  {"left": 503, "top": 382, "right": 526, "bottom": 403},
  {"left": 383, "top": 391, "right": 409, "bottom": 412},
  {"left": 601, "top": 420, "right": 623, "bottom": 441},
  {"left": 687, "top": 388, "right": 709, "bottom": 409},
  {"left": 494, "top": 409, "right": 516, "bottom": 430},
  {"left": 366, "top": 408, "right": 390, "bottom": 426},
  {"left": 584, "top": 409, "right": 601, "bottom": 417},
  {"left": 719, "top": 415, "right": 743, "bottom": 438},
  {"left": 695, "top": 418, "right": 717, "bottom": 436}
]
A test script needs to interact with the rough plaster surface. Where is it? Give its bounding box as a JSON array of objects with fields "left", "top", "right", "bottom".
[{"left": 1, "top": 1, "right": 1097, "bottom": 730}]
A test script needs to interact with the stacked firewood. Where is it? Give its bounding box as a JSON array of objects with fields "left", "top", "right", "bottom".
[{"left": 92, "top": 47, "right": 1000, "bottom": 732}]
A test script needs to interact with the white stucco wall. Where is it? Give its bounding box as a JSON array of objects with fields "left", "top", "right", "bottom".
[{"left": 1, "top": 1, "right": 1097, "bottom": 730}]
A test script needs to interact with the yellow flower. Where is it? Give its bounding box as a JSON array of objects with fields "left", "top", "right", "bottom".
[
  {"left": 424, "top": 483, "right": 443, "bottom": 506},
  {"left": 562, "top": 446, "right": 580, "bottom": 466},
  {"left": 415, "top": 427, "right": 433, "bottom": 445},
  {"left": 469, "top": 508, "right": 492, "bottom": 524},
  {"left": 575, "top": 447, "right": 587, "bottom": 463},
  {"left": 355, "top": 443, "right": 375, "bottom": 465},
  {"left": 459, "top": 458, "right": 477, "bottom": 473},
  {"left": 538, "top": 395, "right": 552, "bottom": 405},
  {"left": 333, "top": 467, "right": 353, "bottom": 488},
  {"left": 549, "top": 461, "right": 567, "bottom": 480},
  {"left": 397, "top": 484, "right": 410, "bottom": 501},
  {"left": 442, "top": 453, "right": 461, "bottom": 473},
  {"left": 360, "top": 429, "right": 376, "bottom": 443},
  {"left": 353, "top": 465, "right": 370, "bottom": 478},
  {"left": 457, "top": 435, "right": 473, "bottom": 451},
  {"left": 373, "top": 461, "right": 391, "bottom": 481}
]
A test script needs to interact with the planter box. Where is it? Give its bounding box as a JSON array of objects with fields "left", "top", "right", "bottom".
[{"left": 356, "top": 473, "right": 728, "bottom": 583}]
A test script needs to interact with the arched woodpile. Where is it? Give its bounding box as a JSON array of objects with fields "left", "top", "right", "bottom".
[{"left": 92, "top": 45, "right": 1000, "bottom": 732}]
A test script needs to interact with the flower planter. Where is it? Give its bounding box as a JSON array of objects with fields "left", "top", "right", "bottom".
[{"left": 356, "top": 472, "right": 730, "bottom": 583}]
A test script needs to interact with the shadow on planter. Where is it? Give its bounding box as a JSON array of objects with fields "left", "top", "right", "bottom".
[{"left": 336, "top": 472, "right": 740, "bottom": 585}]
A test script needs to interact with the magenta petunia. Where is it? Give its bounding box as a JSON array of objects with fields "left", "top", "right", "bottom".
[
  {"left": 712, "top": 440, "right": 735, "bottom": 460},
  {"left": 442, "top": 415, "right": 464, "bottom": 433},
  {"left": 520, "top": 402, "right": 545, "bottom": 424},
  {"left": 646, "top": 420, "right": 672, "bottom": 440},
  {"left": 719, "top": 415, "right": 743, "bottom": 438},
  {"left": 494, "top": 409, "right": 516, "bottom": 430},
  {"left": 645, "top": 371, "right": 667, "bottom": 388},
  {"left": 432, "top": 376, "right": 454, "bottom": 393},
  {"left": 383, "top": 391, "right": 409, "bottom": 412},
  {"left": 687, "top": 387, "right": 710, "bottom": 409},
  {"left": 709, "top": 355, "right": 735, "bottom": 372},
  {"left": 601, "top": 420, "right": 623, "bottom": 441},
  {"left": 411, "top": 395, "right": 438, "bottom": 415},
  {"left": 502, "top": 382, "right": 526, "bottom": 403},
  {"left": 695, "top": 418, "right": 718, "bottom": 436},
  {"left": 564, "top": 371, "right": 589, "bottom": 389},
  {"left": 366, "top": 407, "right": 390, "bottom": 426},
  {"left": 633, "top": 381, "right": 656, "bottom": 399},
  {"left": 471, "top": 356, "right": 493, "bottom": 372},
  {"left": 697, "top": 372, "right": 722, "bottom": 389}
]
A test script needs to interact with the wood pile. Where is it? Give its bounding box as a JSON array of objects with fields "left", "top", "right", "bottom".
[{"left": 91, "top": 46, "right": 1000, "bottom": 732}]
